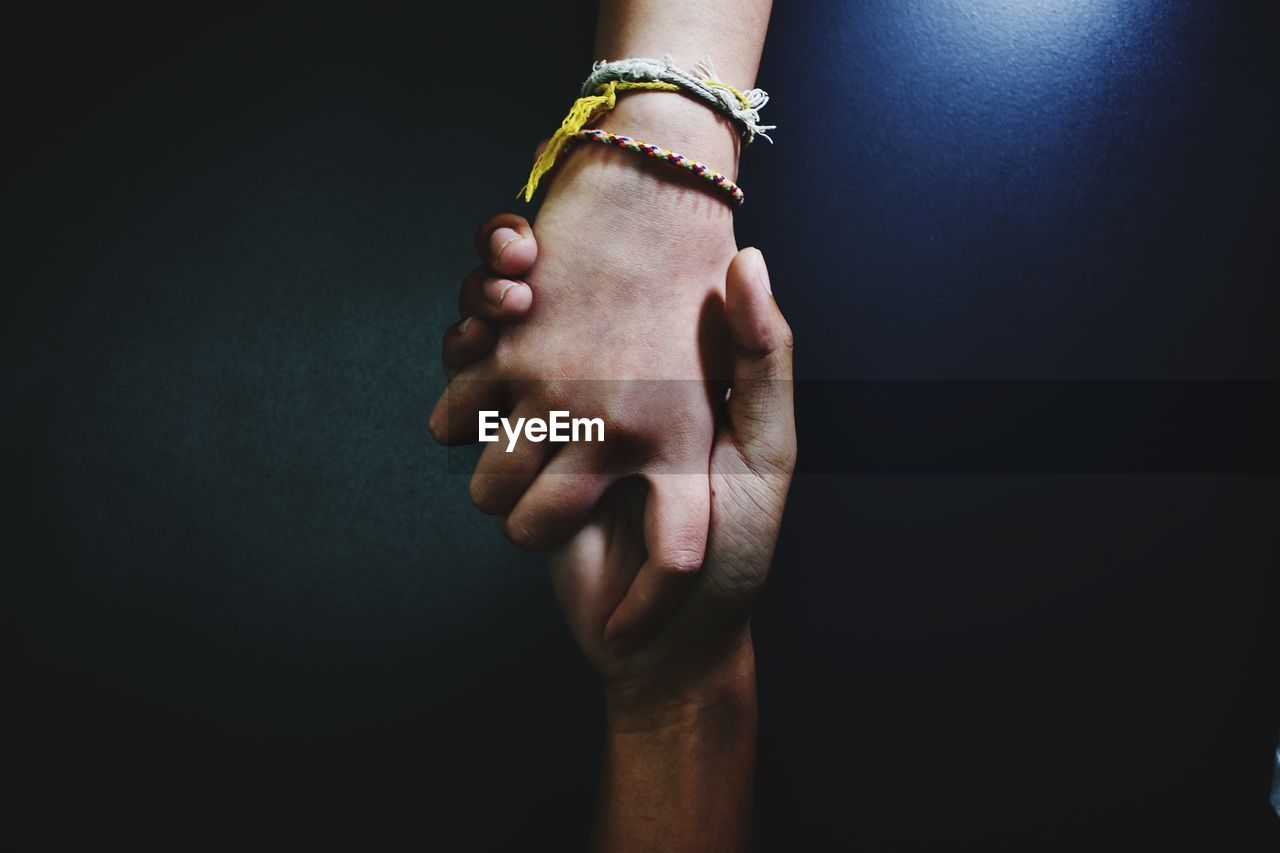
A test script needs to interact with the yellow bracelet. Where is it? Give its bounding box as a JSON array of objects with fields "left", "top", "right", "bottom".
[{"left": 519, "top": 80, "right": 680, "bottom": 203}]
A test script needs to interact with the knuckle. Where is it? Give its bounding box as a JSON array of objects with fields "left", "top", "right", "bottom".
[
  {"left": 600, "top": 415, "right": 643, "bottom": 445},
  {"left": 468, "top": 475, "right": 505, "bottom": 515},
  {"left": 658, "top": 547, "right": 705, "bottom": 574},
  {"left": 490, "top": 335, "right": 518, "bottom": 372},
  {"left": 779, "top": 325, "right": 795, "bottom": 352},
  {"left": 598, "top": 420, "right": 656, "bottom": 466},
  {"left": 441, "top": 337, "right": 464, "bottom": 369},
  {"left": 503, "top": 516, "right": 542, "bottom": 551},
  {"left": 536, "top": 379, "right": 571, "bottom": 413},
  {"left": 661, "top": 401, "right": 700, "bottom": 433},
  {"left": 428, "top": 417, "right": 448, "bottom": 445},
  {"left": 427, "top": 403, "right": 452, "bottom": 444}
]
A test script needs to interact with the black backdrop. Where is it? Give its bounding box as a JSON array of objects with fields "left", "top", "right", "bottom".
[{"left": 5, "top": 1, "right": 1278, "bottom": 849}]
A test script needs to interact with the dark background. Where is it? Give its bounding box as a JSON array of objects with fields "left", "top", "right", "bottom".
[{"left": 4, "top": 1, "right": 1277, "bottom": 849}]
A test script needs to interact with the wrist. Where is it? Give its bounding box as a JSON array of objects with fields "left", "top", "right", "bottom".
[
  {"left": 598, "top": 91, "right": 741, "bottom": 177},
  {"left": 603, "top": 629, "right": 756, "bottom": 735},
  {"left": 539, "top": 94, "right": 743, "bottom": 233},
  {"left": 595, "top": 630, "right": 757, "bottom": 853}
]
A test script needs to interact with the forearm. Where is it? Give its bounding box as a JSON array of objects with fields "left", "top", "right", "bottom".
[
  {"left": 587, "top": 0, "right": 772, "bottom": 177},
  {"left": 596, "top": 0, "right": 771, "bottom": 91},
  {"left": 594, "top": 634, "right": 758, "bottom": 853}
]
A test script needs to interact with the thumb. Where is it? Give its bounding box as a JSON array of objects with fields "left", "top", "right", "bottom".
[{"left": 724, "top": 248, "right": 796, "bottom": 465}]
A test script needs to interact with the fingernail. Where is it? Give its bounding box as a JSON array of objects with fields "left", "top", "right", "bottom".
[
  {"left": 755, "top": 249, "right": 772, "bottom": 294},
  {"left": 489, "top": 227, "right": 521, "bottom": 263},
  {"left": 483, "top": 278, "right": 519, "bottom": 307},
  {"left": 457, "top": 316, "right": 474, "bottom": 334}
]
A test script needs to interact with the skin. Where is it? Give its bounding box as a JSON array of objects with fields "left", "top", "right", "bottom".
[
  {"left": 428, "top": 0, "right": 774, "bottom": 656},
  {"left": 433, "top": 2, "right": 780, "bottom": 846},
  {"left": 441, "top": 232, "right": 795, "bottom": 852}
]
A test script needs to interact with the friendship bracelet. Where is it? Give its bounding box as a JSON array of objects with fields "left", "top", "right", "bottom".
[
  {"left": 520, "top": 78, "right": 681, "bottom": 202},
  {"left": 575, "top": 128, "right": 745, "bottom": 207},
  {"left": 519, "top": 56, "right": 773, "bottom": 203},
  {"left": 581, "top": 56, "right": 775, "bottom": 144}
]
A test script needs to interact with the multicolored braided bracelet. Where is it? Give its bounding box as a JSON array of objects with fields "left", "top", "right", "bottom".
[{"left": 574, "top": 128, "right": 745, "bottom": 207}]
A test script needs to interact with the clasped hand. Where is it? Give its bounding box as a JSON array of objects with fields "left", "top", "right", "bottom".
[{"left": 430, "top": 189, "right": 794, "bottom": 681}]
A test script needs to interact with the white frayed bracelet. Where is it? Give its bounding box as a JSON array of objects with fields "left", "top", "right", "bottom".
[{"left": 580, "top": 56, "right": 775, "bottom": 144}]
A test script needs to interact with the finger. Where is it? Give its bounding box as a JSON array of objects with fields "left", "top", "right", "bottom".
[
  {"left": 457, "top": 265, "right": 534, "bottom": 322},
  {"left": 724, "top": 248, "right": 796, "bottom": 463},
  {"left": 428, "top": 371, "right": 505, "bottom": 446},
  {"left": 475, "top": 212, "right": 538, "bottom": 277},
  {"left": 469, "top": 403, "right": 554, "bottom": 516},
  {"left": 547, "top": 478, "right": 648, "bottom": 653},
  {"left": 499, "top": 447, "right": 616, "bottom": 551},
  {"left": 443, "top": 316, "right": 496, "bottom": 378},
  {"left": 602, "top": 473, "right": 710, "bottom": 655}
]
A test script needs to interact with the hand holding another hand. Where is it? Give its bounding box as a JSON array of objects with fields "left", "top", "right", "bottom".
[
  {"left": 435, "top": 213, "right": 795, "bottom": 713},
  {"left": 430, "top": 99, "right": 749, "bottom": 652}
]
